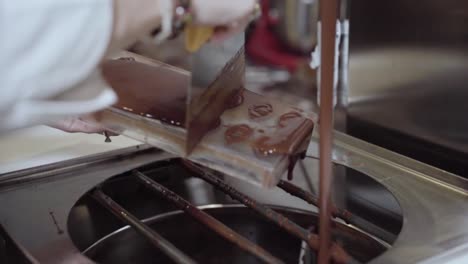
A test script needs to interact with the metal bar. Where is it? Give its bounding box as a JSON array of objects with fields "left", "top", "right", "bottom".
[
  {"left": 134, "top": 171, "right": 284, "bottom": 264},
  {"left": 91, "top": 189, "right": 196, "bottom": 264},
  {"left": 183, "top": 161, "right": 359, "bottom": 264},
  {"left": 277, "top": 180, "right": 353, "bottom": 223},
  {"left": 299, "top": 226, "right": 317, "bottom": 264}
]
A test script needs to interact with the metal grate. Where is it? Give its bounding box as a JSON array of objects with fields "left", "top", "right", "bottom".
[{"left": 90, "top": 161, "right": 360, "bottom": 264}]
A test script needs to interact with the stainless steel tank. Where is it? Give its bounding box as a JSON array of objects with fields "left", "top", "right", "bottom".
[{"left": 270, "top": 0, "right": 320, "bottom": 53}]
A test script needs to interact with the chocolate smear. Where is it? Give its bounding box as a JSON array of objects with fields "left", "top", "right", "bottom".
[
  {"left": 279, "top": 112, "right": 303, "bottom": 128},
  {"left": 249, "top": 104, "right": 273, "bottom": 119},
  {"left": 252, "top": 112, "right": 313, "bottom": 156},
  {"left": 225, "top": 124, "right": 254, "bottom": 145}
]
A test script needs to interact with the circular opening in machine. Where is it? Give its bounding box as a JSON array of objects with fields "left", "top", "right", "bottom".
[{"left": 68, "top": 158, "right": 402, "bottom": 263}]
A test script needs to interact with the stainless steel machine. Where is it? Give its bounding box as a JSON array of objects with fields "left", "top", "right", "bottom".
[
  {"left": 347, "top": 0, "right": 468, "bottom": 177},
  {"left": 1, "top": 1, "right": 468, "bottom": 264},
  {"left": 1, "top": 134, "right": 467, "bottom": 264}
]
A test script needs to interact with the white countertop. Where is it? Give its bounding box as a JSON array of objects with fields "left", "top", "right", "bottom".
[{"left": 0, "top": 126, "right": 140, "bottom": 174}]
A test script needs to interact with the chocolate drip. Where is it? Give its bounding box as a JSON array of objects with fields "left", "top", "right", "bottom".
[
  {"left": 252, "top": 112, "right": 313, "bottom": 156},
  {"left": 287, "top": 152, "right": 306, "bottom": 181},
  {"left": 224, "top": 124, "right": 254, "bottom": 145},
  {"left": 249, "top": 104, "right": 273, "bottom": 119}
]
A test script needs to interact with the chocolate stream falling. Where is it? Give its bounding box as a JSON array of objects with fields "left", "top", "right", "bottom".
[{"left": 318, "top": 0, "right": 339, "bottom": 263}]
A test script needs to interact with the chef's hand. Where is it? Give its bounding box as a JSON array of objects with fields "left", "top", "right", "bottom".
[
  {"left": 110, "top": 0, "right": 256, "bottom": 52},
  {"left": 191, "top": 0, "right": 257, "bottom": 42},
  {"left": 47, "top": 115, "right": 113, "bottom": 135}
]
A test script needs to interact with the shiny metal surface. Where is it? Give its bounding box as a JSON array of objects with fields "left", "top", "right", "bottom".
[
  {"left": 323, "top": 132, "right": 468, "bottom": 264},
  {"left": 0, "top": 224, "right": 38, "bottom": 264},
  {"left": 270, "top": 0, "right": 319, "bottom": 53},
  {"left": 82, "top": 205, "right": 386, "bottom": 264},
  {"left": 134, "top": 171, "right": 285, "bottom": 264},
  {"left": 0, "top": 146, "right": 172, "bottom": 264},
  {"left": 0, "top": 132, "right": 467, "bottom": 263},
  {"left": 0, "top": 144, "right": 156, "bottom": 190},
  {"left": 347, "top": 0, "right": 468, "bottom": 175},
  {"left": 91, "top": 189, "right": 197, "bottom": 264}
]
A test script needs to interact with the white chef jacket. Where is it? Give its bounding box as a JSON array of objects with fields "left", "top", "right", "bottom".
[{"left": 0, "top": 0, "right": 117, "bottom": 132}]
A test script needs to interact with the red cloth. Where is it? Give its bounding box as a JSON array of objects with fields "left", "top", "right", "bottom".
[{"left": 246, "top": 0, "right": 304, "bottom": 72}]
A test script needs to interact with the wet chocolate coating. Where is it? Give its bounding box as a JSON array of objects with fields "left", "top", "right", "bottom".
[
  {"left": 224, "top": 124, "right": 254, "bottom": 145},
  {"left": 101, "top": 59, "right": 189, "bottom": 127},
  {"left": 252, "top": 112, "right": 313, "bottom": 156}
]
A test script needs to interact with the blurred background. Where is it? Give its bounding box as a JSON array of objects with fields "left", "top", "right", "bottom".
[{"left": 132, "top": 0, "right": 468, "bottom": 177}]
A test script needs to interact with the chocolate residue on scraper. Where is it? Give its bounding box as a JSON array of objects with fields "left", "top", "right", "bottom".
[
  {"left": 226, "top": 88, "right": 245, "bottom": 110},
  {"left": 101, "top": 59, "right": 189, "bottom": 128},
  {"left": 252, "top": 112, "right": 313, "bottom": 157},
  {"left": 224, "top": 124, "right": 254, "bottom": 145}
]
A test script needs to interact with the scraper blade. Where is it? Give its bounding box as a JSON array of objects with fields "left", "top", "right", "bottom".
[{"left": 185, "top": 32, "right": 245, "bottom": 155}]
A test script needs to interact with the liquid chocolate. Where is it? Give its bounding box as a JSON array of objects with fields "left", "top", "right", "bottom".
[
  {"left": 101, "top": 59, "right": 189, "bottom": 128},
  {"left": 248, "top": 104, "right": 273, "bottom": 119},
  {"left": 317, "top": 0, "right": 339, "bottom": 263},
  {"left": 287, "top": 152, "right": 306, "bottom": 181},
  {"left": 252, "top": 112, "right": 313, "bottom": 156},
  {"left": 224, "top": 124, "right": 254, "bottom": 145}
]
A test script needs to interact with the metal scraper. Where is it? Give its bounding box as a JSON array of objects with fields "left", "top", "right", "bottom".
[{"left": 184, "top": 31, "right": 246, "bottom": 155}]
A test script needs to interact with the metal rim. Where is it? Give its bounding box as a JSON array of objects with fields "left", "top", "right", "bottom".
[{"left": 82, "top": 204, "right": 390, "bottom": 255}]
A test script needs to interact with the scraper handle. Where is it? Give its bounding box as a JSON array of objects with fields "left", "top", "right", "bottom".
[{"left": 184, "top": 25, "right": 214, "bottom": 52}]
